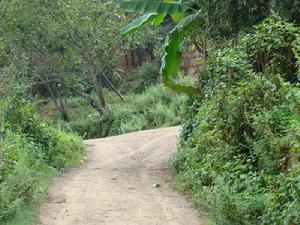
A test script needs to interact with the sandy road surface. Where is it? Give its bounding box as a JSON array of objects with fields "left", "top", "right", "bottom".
[{"left": 38, "top": 126, "right": 203, "bottom": 225}]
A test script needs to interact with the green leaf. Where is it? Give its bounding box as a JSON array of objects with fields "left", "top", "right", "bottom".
[
  {"left": 160, "top": 13, "right": 202, "bottom": 95},
  {"left": 160, "top": 30, "right": 182, "bottom": 79},
  {"left": 160, "top": 13, "right": 200, "bottom": 79},
  {"left": 120, "top": 14, "right": 158, "bottom": 36},
  {"left": 171, "top": 12, "right": 185, "bottom": 23},
  {"left": 118, "top": 1, "right": 190, "bottom": 14},
  {"left": 152, "top": 14, "right": 166, "bottom": 26}
]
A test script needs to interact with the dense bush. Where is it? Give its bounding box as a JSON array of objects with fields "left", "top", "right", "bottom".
[
  {"left": 171, "top": 15, "right": 300, "bottom": 225},
  {"left": 71, "top": 84, "right": 186, "bottom": 139},
  {"left": 0, "top": 88, "right": 84, "bottom": 222}
]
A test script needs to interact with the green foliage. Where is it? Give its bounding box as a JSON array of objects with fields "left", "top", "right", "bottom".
[
  {"left": 2, "top": 88, "right": 85, "bottom": 168},
  {"left": 241, "top": 14, "right": 300, "bottom": 82},
  {"left": 0, "top": 0, "right": 133, "bottom": 116},
  {"left": 0, "top": 89, "right": 84, "bottom": 222},
  {"left": 294, "top": 35, "right": 300, "bottom": 78},
  {"left": 71, "top": 85, "right": 186, "bottom": 139},
  {"left": 171, "top": 16, "right": 300, "bottom": 225},
  {"left": 49, "top": 130, "right": 84, "bottom": 170},
  {"left": 3, "top": 167, "right": 56, "bottom": 225}
]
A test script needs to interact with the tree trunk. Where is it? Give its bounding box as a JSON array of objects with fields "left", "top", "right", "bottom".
[
  {"left": 136, "top": 49, "right": 143, "bottom": 66},
  {"left": 131, "top": 50, "right": 136, "bottom": 67},
  {"left": 46, "top": 82, "right": 70, "bottom": 122},
  {"left": 85, "top": 55, "right": 106, "bottom": 113},
  {"left": 125, "top": 54, "right": 129, "bottom": 69},
  {"left": 58, "top": 98, "right": 69, "bottom": 122},
  {"left": 149, "top": 47, "right": 155, "bottom": 61}
]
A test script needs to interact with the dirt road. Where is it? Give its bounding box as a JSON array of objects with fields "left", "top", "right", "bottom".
[{"left": 38, "top": 126, "right": 203, "bottom": 225}]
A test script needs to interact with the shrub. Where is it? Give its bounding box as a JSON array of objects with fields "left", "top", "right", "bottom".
[
  {"left": 135, "top": 62, "right": 160, "bottom": 93},
  {"left": 3, "top": 88, "right": 57, "bottom": 163},
  {"left": 120, "top": 114, "right": 146, "bottom": 134},
  {"left": 48, "top": 129, "right": 84, "bottom": 170}
]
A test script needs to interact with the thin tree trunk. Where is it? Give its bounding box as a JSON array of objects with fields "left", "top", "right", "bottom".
[
  {"left": 125, "top": 54, "right": 129, "bottom": 69},
  {"left": 149, "top": 47, "right": 154, "bottom": 61},
  {"left": 131, "top": 50, "right": 135, "bottom": 67},
  {"left": 86, "top": 57, "right": 106, "bottom": 113},
  {"left": 100, "top": 70, "right": 126, "bottom": 103},
  {"left": 46, "top": 83, "right": 70, "bottom": 122},
  {"left": 57, "top": 77, "right": 105, "bottom": 113},
  {"left": 58, "top": 98, "right": 69, "bottom": 121},
  {"left": 136, "top": 49, "right": 143, "bottom": 66}
]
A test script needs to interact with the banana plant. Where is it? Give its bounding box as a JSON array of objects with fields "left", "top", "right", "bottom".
[{"left": 119, "top": 0, "right": 202, "bottom": 95}]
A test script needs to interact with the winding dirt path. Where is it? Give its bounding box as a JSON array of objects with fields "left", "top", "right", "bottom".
[{"left": 38, "top": 126, "right": 203, "bottom": 225}]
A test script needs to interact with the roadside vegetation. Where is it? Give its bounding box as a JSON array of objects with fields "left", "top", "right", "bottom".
[
  {"left": 0, "top": 87, "right": 84, "bottom": 223},
  {"left": 171, "top": 16, "right": 300, "bottom": 224}
]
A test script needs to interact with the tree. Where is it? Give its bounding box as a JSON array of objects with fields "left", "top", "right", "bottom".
[
  {"left": 0, "top": 0, "right": 130, "bottom": 118},
  {"left": 50, "top": 0, "right": 128, "bottom": 113}
]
